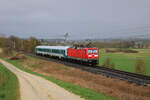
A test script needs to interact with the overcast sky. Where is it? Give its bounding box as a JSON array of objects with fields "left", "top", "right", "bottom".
[{"left": 0, "top": 0, "right": 150, "bottom": 39}]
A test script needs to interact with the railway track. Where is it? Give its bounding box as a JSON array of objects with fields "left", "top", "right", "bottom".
[{"left": 19, "top": 51, "right": 150, "bottom": 86}]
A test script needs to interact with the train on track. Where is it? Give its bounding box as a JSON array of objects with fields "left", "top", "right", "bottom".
[{"left": 35, "top": 46, "right": 99, "bottom": 65}]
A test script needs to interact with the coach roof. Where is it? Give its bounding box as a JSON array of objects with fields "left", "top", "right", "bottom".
[{"left": 35, "top": 46, "right": 70, "bottom": 50}]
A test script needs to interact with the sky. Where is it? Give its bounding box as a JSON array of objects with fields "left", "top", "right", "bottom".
[{"left": 0, "top": 0, "right": 150, "bottom": 40}]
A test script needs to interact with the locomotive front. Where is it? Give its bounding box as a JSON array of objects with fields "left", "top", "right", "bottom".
[{"left": 86, "top": 48, "right": 99, "bottom": 65}]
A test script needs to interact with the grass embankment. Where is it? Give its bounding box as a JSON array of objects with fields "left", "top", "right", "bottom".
[
  {"left": 5, "top": 58, "right": 117, "bottom": 100},
  {"left": 0, "top": 63, "right": 19, "bottom": 100},
  {"left": 99, "top": 49, "right": 150, "bottom": 76},
  {"left": 3, "top": 54, "right": 150, "bottom": 100}
]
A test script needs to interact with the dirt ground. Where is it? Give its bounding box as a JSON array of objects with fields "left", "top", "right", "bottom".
[
  {"left": 18, "top": 55, "right": 150, "bottom": 100},
  {"left": 0, "top": 59, "right": 84, "bottom": 100}
]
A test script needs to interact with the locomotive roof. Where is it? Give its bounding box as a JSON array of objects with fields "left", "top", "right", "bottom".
[{"left": 35, "top": 46, "right": 70, "bottom": 50}]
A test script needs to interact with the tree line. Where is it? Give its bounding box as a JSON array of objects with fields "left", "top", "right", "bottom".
[
  {"left": 0, "top": 35, "right": 40, "bottom": 53},
  {"left": 92, "top": 41, "right": 150, "bottom": 48}
]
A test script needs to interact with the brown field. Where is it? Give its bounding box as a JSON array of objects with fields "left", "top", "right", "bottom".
[{"left": 17, "top": 54, "right": 150, "bottom": 100}]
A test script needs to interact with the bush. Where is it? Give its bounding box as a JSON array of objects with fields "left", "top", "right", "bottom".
[
  {"left": 9, "top": 53, "right": 27, "bottom": 61},
  {"left": 103, "top": 57, "right": 115, "bottom": 69},
  {"left": 135, "top": 58, "right": 146, "bottom": 75},
  {"left": 118, "top": 48, "right": 138, "bottom": 53},
  {"left": 105, "top": 49, "right": 118, "bottom": 53},
  {"left": 105, "top": 48, "right": 138, "bottom": 53}
]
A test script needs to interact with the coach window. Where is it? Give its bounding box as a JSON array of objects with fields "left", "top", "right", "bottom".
[{"left": 61, "top": 50, "right": 63, "bottom": 54}]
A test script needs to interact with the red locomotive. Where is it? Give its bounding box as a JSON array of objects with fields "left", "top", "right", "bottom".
[{"left": 67, "top": 47, "right": 99, "bottom": 65}]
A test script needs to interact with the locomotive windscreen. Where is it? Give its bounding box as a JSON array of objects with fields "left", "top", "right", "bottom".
[{"left": 88, "top": 50, "right": 98, "bottom": 54}]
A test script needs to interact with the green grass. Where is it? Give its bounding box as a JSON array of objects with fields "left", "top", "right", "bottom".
[
  {"left": 99, "top": 48, "right": 150, "bottom": 76},
  {"left": 4, "top": 58, "right": 117, "bottom": 100},
  {"left": 0, "top": 63, "right": 19, "bottom": 100}
]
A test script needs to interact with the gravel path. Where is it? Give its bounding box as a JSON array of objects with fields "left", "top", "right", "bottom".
[{"left": 0, "top": 59, "right": 84, "bottom": 100}]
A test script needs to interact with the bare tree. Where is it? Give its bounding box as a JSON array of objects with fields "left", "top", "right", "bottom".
[{"left": 28, "top": 37, "right": 40, "bottom": 53}]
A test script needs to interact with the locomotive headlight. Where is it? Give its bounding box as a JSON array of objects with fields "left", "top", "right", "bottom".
[
  {"left": 88, "top": 55, "right": 92, "bottom": 57},
  {"left": 94, "top": 55, "right": 98, "bottom": 57}
]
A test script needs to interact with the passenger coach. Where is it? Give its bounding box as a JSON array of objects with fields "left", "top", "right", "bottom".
[{"left": 35, "top": 46, "right": 70, "bottom": 58}]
